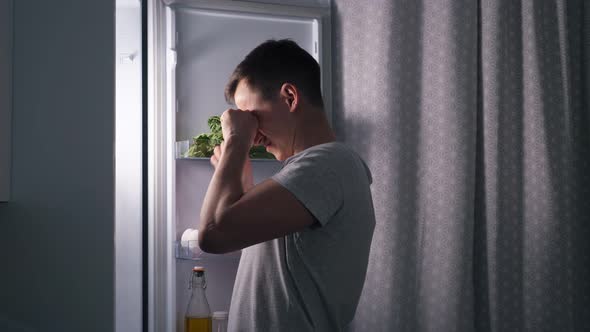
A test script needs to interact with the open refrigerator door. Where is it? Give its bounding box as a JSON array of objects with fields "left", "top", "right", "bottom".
[{"left": 147, "top": 1, "right": 331, "bottom": 330}]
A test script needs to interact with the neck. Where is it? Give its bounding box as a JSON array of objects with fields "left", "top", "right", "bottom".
[{"left": 291, "top": 107, "right": 336, "bottom": 155}]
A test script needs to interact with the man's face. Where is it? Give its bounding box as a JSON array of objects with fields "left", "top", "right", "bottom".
[{"left": 234, "top": 79, "right": 293, "bottom": 161}]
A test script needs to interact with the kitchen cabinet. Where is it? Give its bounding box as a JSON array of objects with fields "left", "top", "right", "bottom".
[{"left": 0, "top": 0, "right": 13, "bottom": 202}]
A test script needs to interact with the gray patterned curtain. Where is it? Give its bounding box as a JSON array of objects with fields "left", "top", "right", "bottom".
[{"left": 331, "top": 1, "right": 590, "bottom": 331}]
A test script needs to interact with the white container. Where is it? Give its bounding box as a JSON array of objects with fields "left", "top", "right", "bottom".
[{"left": 212, "top": 311, "right": 228, "bottom": 332}]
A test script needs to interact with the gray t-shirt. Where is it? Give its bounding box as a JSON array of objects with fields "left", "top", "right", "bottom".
[{"left": 227, "top": 141, "right": 376, "bottom": 332}]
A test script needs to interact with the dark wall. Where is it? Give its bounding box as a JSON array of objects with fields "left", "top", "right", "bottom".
[{"left": 0, "top": 1, "right": 115, "bottom": 331}]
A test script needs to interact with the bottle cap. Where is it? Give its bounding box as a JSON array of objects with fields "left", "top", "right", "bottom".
[
  {"left": 192, "top": 266, "right": 205, "bottom": 272},
  {"left": 212, "top": 311, "right": 228, "bottom": 319}
]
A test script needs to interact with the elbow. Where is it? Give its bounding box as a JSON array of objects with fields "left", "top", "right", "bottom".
[
  {"left": 198, "top": 227, "right": 219, "bottom": 254},
  {"left": 197, "top": 219, "right": 229, "bottom": 254}
]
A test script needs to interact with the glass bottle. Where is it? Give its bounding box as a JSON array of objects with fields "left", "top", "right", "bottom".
[{"left": 185, "top": 266, "right": 212, "bottom": 332}]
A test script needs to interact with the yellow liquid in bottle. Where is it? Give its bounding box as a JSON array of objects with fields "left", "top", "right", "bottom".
[{"left": 185, "top": 316, "right": 212, "bottom": 332}]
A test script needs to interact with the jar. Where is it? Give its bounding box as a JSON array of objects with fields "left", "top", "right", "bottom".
[{"left": 212, "top": 311, "right": 228, "bottom": 332}]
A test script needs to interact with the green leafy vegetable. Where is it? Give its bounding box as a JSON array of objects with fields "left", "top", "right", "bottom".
[
  {"left": 184, "top": 115, "right": 275, "bottom": 159},
  {"left": 185, "top": 133, "right": 212, "bottom": 157},
  {"left": 207, "top": 116, "right": 222, "bottom": 133},
  {"left": 248, "top": 145, "right": 275, "bottom": 159}
]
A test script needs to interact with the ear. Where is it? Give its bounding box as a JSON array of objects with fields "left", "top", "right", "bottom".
[{"left": 279, "top": 83, "right": 299, "bottom": 112}]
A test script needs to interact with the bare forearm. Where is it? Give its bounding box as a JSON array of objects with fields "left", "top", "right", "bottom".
[{"left": 200, "top": 138, "right": 250, "bottom": 232}]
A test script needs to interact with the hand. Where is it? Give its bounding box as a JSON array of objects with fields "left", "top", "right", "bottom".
[
  {"left": 211, "top": 142, "right": 255, "bottom": 192},
  {"left": 220, "top": 109, "right": 259, "bottom": 147}
]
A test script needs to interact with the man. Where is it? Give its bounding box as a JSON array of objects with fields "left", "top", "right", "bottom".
[{"left": 198, "top": 39, "right": 376, "bottom": 331}]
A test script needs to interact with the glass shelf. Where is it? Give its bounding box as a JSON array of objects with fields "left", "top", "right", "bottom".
[
  {"left": 176, "top": 156, "right": 278, "bottom": 162},
  {"left": 175, "top": 140, "right": 278, "bottom": 162},
  {"left": 174, "top": 241, "right": 241, "bottom": 261}
]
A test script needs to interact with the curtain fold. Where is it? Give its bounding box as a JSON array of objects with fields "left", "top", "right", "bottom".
[{"left": 332, "top": 0, "right": 590, "bottom": 331}]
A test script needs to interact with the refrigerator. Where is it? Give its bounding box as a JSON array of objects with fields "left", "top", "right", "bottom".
[{"left": 116, "top": 0, "right": 332, "bottom": 331}]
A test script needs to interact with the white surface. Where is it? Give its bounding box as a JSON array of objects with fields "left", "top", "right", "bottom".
[
  {"left": 115, "top": 2, "right": 143, "bottom": 332},
  {"left": 0, "top": 0, "right": 12, "bottom": 201}
]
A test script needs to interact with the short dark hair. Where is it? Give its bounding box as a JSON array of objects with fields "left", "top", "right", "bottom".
[{"left": 225, "top": 39, "right": 324, "bottom": 108}]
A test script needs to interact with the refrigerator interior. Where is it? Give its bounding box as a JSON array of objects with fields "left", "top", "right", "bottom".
[{"left": 152, "top": 1, "right": 331, "bottom": 330}]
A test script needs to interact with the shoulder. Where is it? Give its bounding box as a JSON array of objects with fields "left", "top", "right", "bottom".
[
  {"left": 279, "top": 141, "right": 373, "bottom": 185},
  {"left": 284, "top": 142, "right": 359, "bottom": 167}
]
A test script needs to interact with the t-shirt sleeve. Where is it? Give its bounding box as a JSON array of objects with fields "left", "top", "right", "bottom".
[{"left": 272, "top": 155, "right": 343, "bottom": 226}]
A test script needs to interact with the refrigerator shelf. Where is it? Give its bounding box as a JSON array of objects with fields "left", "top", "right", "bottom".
[
  {"left": 175, "top": 141, "right": 278, "bottom": 162},
  {"left": 176, "top": 156, "right": 278, "bottom": 162},
  {"left": 174, "top": 241, "right": 241, "bottom": 261}
]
